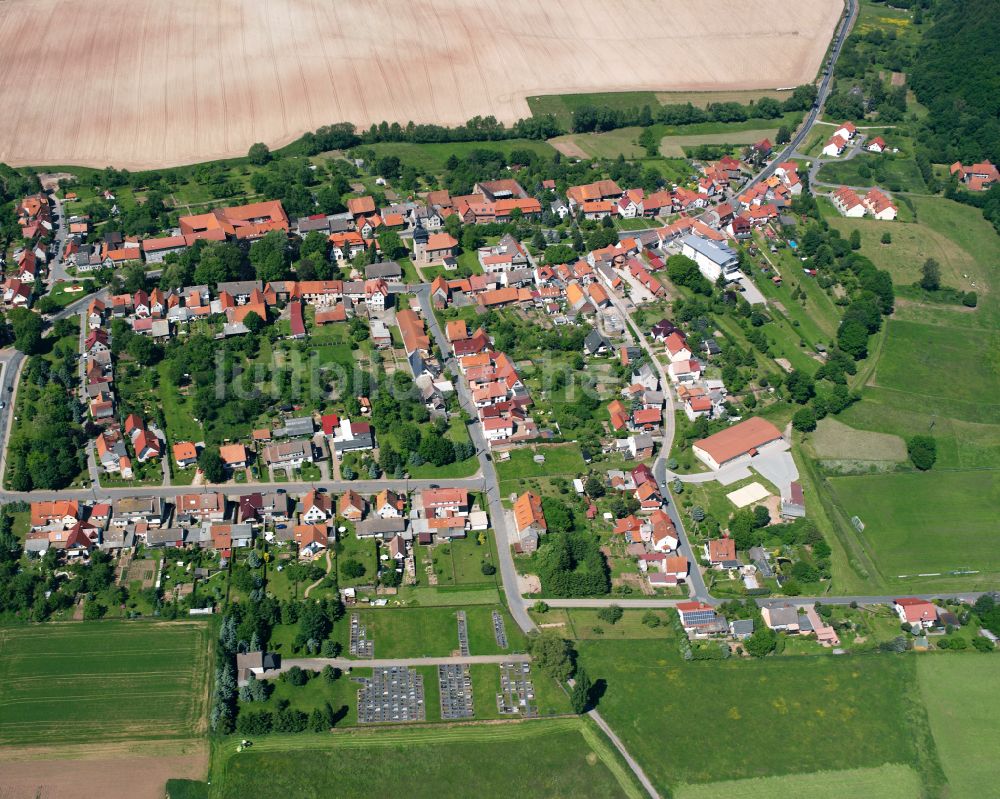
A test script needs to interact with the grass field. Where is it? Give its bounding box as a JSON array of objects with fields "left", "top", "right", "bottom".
[
  {"left": 527, "top": 92, "right": 660, "bottom": 128},
  {"left": 674, "top": 764, "right": 922, "bottom": 799},
  {"left": 530, "top": 609, "right": 674, "bottom": 640},
  {"left": 0, "top": 621, "right": 211, "bottom": 746},
  {"left": 208, "top": 719, "right": 639, "bottom": 799},
  {"left": 495, "top": 443, "right": 587, "bottom": 483},
  {"left": 361, "top": 139, "right": 556, "bottom": 174},
  {"left": 332, "top": 606, "right": 525, "bottom": 659},
  {"left": 816, "top": 152, "right": 926, "bottom": 193},
  {"left": 550, "top": 128, "right": 647, "bottom": 159},
  {"left": 827, "top": 196, "right": 997, "bottom": 326},
  {"left": 918, "top": 656, "right": 1000, "bottom": 798},
  {"left": 828, "top": 471, "right": 1000, "bottom": 582},
  {"left": 658, "top": 127, "right": 782, "bottom": 157},
  {"left": 808, "top": 418, "right": 907, "bottom": 464},
  {"left": 576, "top": 639, "right": 930, "bottom": 793},
  {"left": 872, "top": 320, "right": 1000, "bottom": 425}
]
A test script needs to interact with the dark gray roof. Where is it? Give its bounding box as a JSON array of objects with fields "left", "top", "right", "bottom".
[
  {"left": 217, "top": 280, "right": 263, "bottom": 297},
  {"left": 275, "top": 417, "right": 314, "bottom": 438},
  {"left": 334, "top": 432, "right": 374, "bottom": 452},
  {"left": 365, "top": 261, "right": 402, "bottom": 280},
  {"left": 357, "top": 517, "right": 407, "bottom": 538},
  {"left": 296, "top": 217, "right": 331, "bottom": 233},
  {"left": 584, "top": 329, "right": 610, "bottom": 353}
]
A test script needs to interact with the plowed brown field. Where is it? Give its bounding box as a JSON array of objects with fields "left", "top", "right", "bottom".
[{"left": 0, "top": 0, "right": 841, "bottom": 169}]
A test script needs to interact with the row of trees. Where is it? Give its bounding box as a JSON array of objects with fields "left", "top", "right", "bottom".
[{"left": 571, "top": 85, "right": 816, "bottom": 134}]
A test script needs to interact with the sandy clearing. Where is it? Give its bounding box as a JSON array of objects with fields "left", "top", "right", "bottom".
[
  {"left": 0, "top": 0, "right": 841, "bottom": 169},
  {"left": 0, "top": 740, "right": 207, "bottom": 799}
]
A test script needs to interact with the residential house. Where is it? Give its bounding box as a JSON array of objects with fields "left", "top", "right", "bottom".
[
  {"left": 173, "top": 441, "right": 198, "bottom": 468},
  {"left": 894, "top": 598, "right": 938, "bottom": 629},
  {"left": 339, "top": 489, "right": 367, "bottom": 521},
  {"left": 513, "top": 491, "right": 546, "bottom": 552},
  {"left": 261, "top": 440, "right": 314, "bottom": 469},
  {"left": 676, "top": 601, "right": 726, "bottom": 635},
  {"left": 300, "top": 490, "right": 333, "bottom": 523},
  {"left": 374, "top": 489, "right": 404, "bottom": 518},
  {"left": 175, "top": 492, "right": 227, "bottom": 525}
]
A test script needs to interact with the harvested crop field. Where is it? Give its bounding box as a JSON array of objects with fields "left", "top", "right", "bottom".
[
  {"left": 0, "top": 740, "right": 208, "bottom": 799},
  {"left": 0, "top": 0, "right": 842, "bottom": 169}
]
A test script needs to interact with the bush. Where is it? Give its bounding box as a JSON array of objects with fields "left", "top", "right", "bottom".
[
  {"left": 480, "top": 562, "right": 497, "bottom": 576},
  {"left": 341, "top": 559, "right": 366, "bottom": 579},
  {"left": 963, "top": 291, "right": 978, "bottom": 307},
  {"left": 641, "top": 611, "right": 661, "bottom": 628},
  {"left": 907, "top": 435, "right": 937, "bottom": 470},
  {"left": 972, "top": 635, "right": 994, "bottom": 652},
  {"left": 792, "top": 406, "right": 817, "bottom": 432},
  {"left": 283, "top": 666, "right": 309, "bottom": 686},
  {"left": 597, "top": 605, "right": 623, "bottom": 625}
]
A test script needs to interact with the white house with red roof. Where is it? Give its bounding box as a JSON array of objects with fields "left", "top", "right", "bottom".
[
  {"left": 867, "top": 137, "right": 886, "bottom": 153},
  {"left": 863, "top": 188, "right": 898, "bottom": 221},
  {"left": 823, "top": 134, "right": 848, "bottom": 157},
  {"left": 894, "top": 598, "right": 938, "bottom": 629},
  {"left": 833, "top": 121, "right": 857, "bottom": 141},
  {"left": 664, "top": 331, "right": 691, "bottom": 363},
  {"left": 831, "top": 186, "right": 866, "bottom": 218}
]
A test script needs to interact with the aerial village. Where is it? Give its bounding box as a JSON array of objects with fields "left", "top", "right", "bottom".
[{"left": 5, "top": 123, "right": 997, "bottom": 635}]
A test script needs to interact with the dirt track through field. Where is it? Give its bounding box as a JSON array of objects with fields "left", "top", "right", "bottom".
[{"left": 0, "top": 0, "right": 841, "bottom": 169}]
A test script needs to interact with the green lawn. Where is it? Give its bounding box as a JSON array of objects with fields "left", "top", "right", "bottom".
[
  {"left": 827, "top": 471, "right": 1000, "bottom": 584},
  {"left": 420, "top": 533, "right": 500, "bottom": 588},
  {"left": 334, "top": 605, "right": 523, "bottom": 658},
  {"left": 0, "top": 621, "right": 211, "bottom": 746},
  {"left": 674, "top": 764, "right": 922, "bottom": 799},
  {"left": 527, "top": 90, "right": 792, "bottom": 130},
  {"left": 816, "top": 152, "right": 927, "bottom": 193},
  {"left": 334, "top": 528, "right": 377, "bottom": 587},
  {"left": 872, "top": 320, "right": 1000, "bottom": 425},
  {"left": 360, "top": 139, "right": 556, "bottom": 174},
  {"left": 827, "top": 196, "right": 998, "bottom": 327},
  {"left": 529, "top": 609, "right": 674, "bottom": 640},
  {"left": 208, "top": 719, "right": 638, "bottom": 799},
  {"left": 527, "top": 91, "right": 661, "bottom": 128},
  {"left": 577, "top": 639, "right": 931, "bottom": 793},
  {"left": 918, "top": 656, "right": 1000, "bottom": 798},
  {"left": 496, "top": 444, "right": 588, "bottom": 482}
]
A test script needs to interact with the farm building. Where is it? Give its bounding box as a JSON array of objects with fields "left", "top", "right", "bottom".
[{"left": 692, "top": 417, "right": 784, "bottom": 470}]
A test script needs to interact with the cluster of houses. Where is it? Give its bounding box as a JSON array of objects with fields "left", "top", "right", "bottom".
[
  {"left": 84, "top": 314, "right": 165, "bottom": 476},
  {"left": 822, "top": 121, "right": 860, "bottom": 157},
  {"left": 3, "top": 193, "right": 53, "bottom": 307},
  {"left": 602, "top": 465, "right": 690, "bottom": 589},
  {"left": 23, "top": 487, "right": 489, "bottom": 570},
  {"left": 452, "top": 328, "right": 538, "bottom": 449},
  {"left": 831, "top": 185, "right": 898, "bottom": 221},
  {"left": 675, "top": 595, "right": 960, "bottom": 651},
  {"left": 949, "top": 159, "right": 998, "bottom": 192},
  {"left": 99, "top": 271, "right": 397, "bottom": 344}
]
